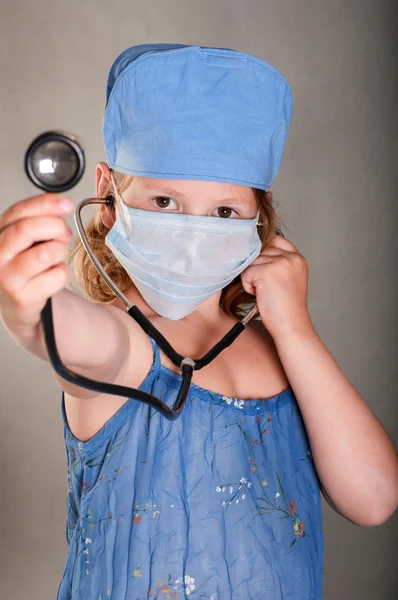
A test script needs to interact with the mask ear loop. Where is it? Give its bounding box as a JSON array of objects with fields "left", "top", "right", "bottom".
[
  {"left": 255, "top": 208, "right": 285, "bottom": 237},
  {"left": 109, "top": 170, "right": 123, "bottom": 209},
  {"left": 109, "top": 170, "right": 139, "bottom": 217}
]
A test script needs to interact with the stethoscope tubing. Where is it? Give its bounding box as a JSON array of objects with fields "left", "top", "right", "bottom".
[{"left": 39, "top": 197, "right": 259, "bottom": 420}]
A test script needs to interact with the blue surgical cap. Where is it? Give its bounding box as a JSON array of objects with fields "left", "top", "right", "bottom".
[{"left": 103, "top": 43, "right": 293, "bottom": 191}]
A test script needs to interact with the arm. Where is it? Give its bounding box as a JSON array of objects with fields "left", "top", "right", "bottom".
[
  {"left": 6, "top": 287, "right": 132, "bottom": 399},
  {"left": 272, "top": 322, "right": 398, "bottom": 527}
]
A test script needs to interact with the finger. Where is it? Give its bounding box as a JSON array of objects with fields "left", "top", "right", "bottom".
[
  {"left": 0, "top": 194, "right": 73, "bottom": 232},
  {"left": 245, "top": 255, "right": 280, "bottom": 269},
  {"left": 258, "top": 246, "right": 297, "bottom": 259},
  {"left": 268, "top": 234, "right": 299, "bottom": 253},
  {"left": 0, "top": 216, "right": 72, "bottom": 268},
  {"left": 9, "top": 264, "right": 72, "bottom": 320},
  {"left": 1, "top": 241, "right": 69, "bottom": 292}
]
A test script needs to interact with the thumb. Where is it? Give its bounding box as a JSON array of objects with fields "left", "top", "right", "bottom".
[{"left": 240, "top": 271, "right": 256, "bottom": 296}]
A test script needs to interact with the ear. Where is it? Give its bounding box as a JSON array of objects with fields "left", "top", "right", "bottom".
[
  {"left": 96, "top": 161, "right": 112, "bottom": 197},
  {"left": 96, "top": 162, "right": 115, "bottom": 229}
]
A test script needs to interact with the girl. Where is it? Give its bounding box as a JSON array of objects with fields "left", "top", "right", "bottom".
[{"left": 0, "top": 44, "right": 397, "bottom": 600}]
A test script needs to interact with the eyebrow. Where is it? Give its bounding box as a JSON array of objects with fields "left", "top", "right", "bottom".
[{"left": 139, "top": 183, "right": 248, "bottom": 205}]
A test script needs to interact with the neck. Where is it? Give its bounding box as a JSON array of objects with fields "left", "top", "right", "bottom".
[{"left": 110, "top": 283, "right": 233, "bottom": 327}]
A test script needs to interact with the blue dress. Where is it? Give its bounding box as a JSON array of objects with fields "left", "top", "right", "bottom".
[{"left": 57, "top": 334, "right": 324, "bottom": 600}]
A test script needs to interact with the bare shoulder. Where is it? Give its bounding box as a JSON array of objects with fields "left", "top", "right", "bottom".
[
  {"left": 101, "top": 302, "right": 154, "bottom": 374},
  {"left": 62, "top": 304, "right": 154, "bottom": 443}
]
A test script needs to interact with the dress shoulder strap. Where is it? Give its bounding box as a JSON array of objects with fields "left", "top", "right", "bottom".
[{"left": 148, "top": 335, "right": 161, "bottom": 371}]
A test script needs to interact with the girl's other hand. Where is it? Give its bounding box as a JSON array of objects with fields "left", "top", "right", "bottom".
[{"left": 241, "top": 234, "right": 313, "bottom": 338}]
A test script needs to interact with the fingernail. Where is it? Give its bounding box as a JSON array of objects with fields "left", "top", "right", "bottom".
[{"left": 59, "top": 197, "right": 74, "bottom": 211}]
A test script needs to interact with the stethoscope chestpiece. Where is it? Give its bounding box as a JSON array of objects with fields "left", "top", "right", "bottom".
[{"left": 24, "top": 130, "right": 85, "bottom": 193}]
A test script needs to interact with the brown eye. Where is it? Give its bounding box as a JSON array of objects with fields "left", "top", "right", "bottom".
[
  {"left": 153, "top": 196, "right": 175, "bottom": 209},
  {"left": 217, "top": 207, "right": 234, "bottom": 218}
]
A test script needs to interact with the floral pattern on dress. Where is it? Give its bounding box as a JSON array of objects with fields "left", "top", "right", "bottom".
[
  {"left": 214, "top": 394, "right": 312, "bottom": 549},
  {"left": 59, "top": 356, "right": 323, "bottom": 600}
]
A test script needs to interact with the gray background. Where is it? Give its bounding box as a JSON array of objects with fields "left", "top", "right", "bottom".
[{"left": 0, "top": 0, "right": 397, "bottom": 598}]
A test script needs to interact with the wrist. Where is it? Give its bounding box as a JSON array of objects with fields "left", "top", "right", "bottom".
[
  {"left": 2, "top": 314, "right": 45, "bottom": 359},
  {"left": 268, "top": 314, "right": 315, "bottom": 343}
]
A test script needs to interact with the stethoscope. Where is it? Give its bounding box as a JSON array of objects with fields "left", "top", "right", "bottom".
[{"left": 24, "top": 130, "right": 264, "bottom": 420}]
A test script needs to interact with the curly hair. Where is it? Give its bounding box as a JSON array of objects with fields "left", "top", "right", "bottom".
[{"left": 69, "top": 170, "right": 285, "bottom": 320}]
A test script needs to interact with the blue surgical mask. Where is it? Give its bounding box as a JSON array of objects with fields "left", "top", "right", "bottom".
[{"left": 104, "top": 174, "right": 263, "bottom": 320}]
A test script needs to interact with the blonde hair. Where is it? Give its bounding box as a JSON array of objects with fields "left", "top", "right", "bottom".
[{"left": 69, "top": 170, "right": 284, "bottom": 320}]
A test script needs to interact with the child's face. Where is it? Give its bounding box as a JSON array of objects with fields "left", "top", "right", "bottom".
[{"left": 120, "top": 176, "right": 258, "bottom": 220}]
